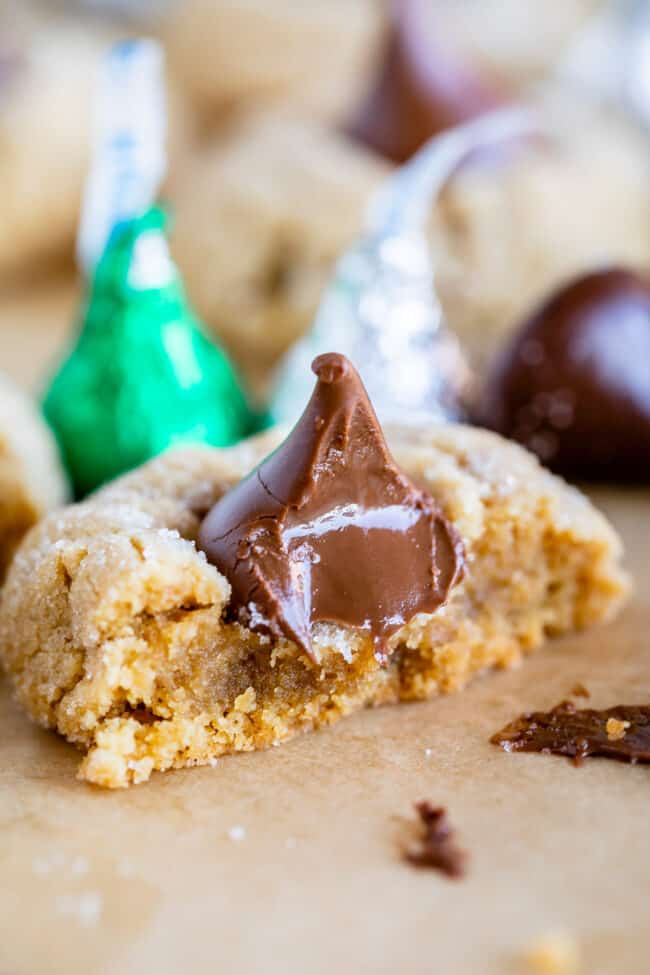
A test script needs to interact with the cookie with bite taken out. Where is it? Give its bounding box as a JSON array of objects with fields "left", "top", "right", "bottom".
[{"left": 0, "top": 356, "right": 628, "bottom": 787}]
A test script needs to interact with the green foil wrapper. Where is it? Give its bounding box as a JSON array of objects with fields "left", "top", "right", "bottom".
[{"left": 44, "top": 207, "right": 256, "bottom": 497}]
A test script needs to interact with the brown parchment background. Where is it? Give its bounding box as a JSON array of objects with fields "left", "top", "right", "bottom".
[{"left": 0, "top": 276, "right": 648, "bottom": 975}]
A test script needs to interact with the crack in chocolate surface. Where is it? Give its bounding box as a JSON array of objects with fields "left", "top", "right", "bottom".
[
  {"left": 198, "top": 353, "right": 464, "bottom": 662},
  {"left": 491, "top": 700, "right": 650, "bottom": 765},
  {"left": 404, "top": 802, "right": 467, "bottom": 878}
]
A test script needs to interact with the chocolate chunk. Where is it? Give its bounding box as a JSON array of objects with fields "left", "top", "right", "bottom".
[
  {"left": 404, "top": 802, "right": 467, "bottom": 878},
  {"left": 479, "top": 268, "right": 650, "bottom": 482},
  {"left": 491, "top": 700, "right": 650, "bottom": 765},
  {"left": 348, "top": 0, "right": 507, "bottom": 163},
  {"left": 198, "top": 353, "right": 464, "bottom": 662}
]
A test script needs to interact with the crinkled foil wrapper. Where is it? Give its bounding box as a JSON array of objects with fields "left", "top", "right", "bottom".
[
  {"left": 44, "top": 209, "right": 256, "bottom": 498},
  {"left": 271, "top": 230, "right": 472, "bottom": 428}
]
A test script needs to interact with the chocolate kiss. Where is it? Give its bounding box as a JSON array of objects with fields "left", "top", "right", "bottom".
[
  {"left": 198, "top": 353, "right": 464, "bottom": 661},
  {"left": 479, "top": 268, "right": 650, "bottom": 481},
  {"left": 348, "top": 0, "right": 507, "bottom": 163}
]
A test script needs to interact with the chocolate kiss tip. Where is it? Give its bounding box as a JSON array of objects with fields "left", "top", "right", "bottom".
[{"left": 311, "top": 353, "right": 351, "bottom": 385}]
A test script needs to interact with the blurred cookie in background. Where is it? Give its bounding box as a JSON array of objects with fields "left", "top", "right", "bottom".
[
  {"left": 170, "top": 111, "right": 390, "bottom": 389},
  {"left": 0, "top": 18, "right": 102, "bottom": 280},
  {"left": 171, "top": 91, "right": 650, "bottom": 386},
  {"left": 164, "top": 0, "right": 387, "bottom": 126},
  {"left": 441, "top": 0, "right": 601, "bottom": 85},
  {"left": 165, "top": 0, "right": 602, "bottom": 142},
  {"left": 432, "top": 91, "right": 650, "bottom": 371},
  {"left": 0, "top": 372, "right": 68, "bottom": 580},
  {"left": 0, "top": 9, "right": 194, "bottom": 284}
]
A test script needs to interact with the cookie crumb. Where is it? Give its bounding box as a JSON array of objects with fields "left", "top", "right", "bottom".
[
  {"left": 234, "top": 687, "right": 257, "bottom": 713},
  {"left": 523, "top": 931, "right": 580, "bottom": 974},
  {"left": 404, "top": 802, "right": 467, "bottom": 878},
  {"left": 227, "top": 825, "right": 246, "bottom": 842},
  {"left": 570, "top": 683, "right": 590, "bottom": 699},
  {"left": 606, "top": 717, "right": 630, "bottom": 741}
]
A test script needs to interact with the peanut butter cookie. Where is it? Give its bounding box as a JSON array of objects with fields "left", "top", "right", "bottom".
[{"left": 0, "top": 419, "right": 627, "bottom": 788}]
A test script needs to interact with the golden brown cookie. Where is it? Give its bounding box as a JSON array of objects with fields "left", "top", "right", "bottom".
[
  {"left": 0, "top": 372, "right": 68, "bottom": 579},
  {"left": 164, "top": 0, "right": 386, "bottom": 125},
  {"left": 0, "top": 424, "right": 628, "bottom": 788}
]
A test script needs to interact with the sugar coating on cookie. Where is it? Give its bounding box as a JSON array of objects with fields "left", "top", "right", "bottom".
[
  {"left": 0, "top": 373, "right": 68, "bottom": 579},
  {"left": 0, "top": 425, "right": 628, "bottom": 788}
]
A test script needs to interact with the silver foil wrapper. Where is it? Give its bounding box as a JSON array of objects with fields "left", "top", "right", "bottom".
[
  {"left": 272, "top": 230, "right": 472, "bottom": 427},
  {"left": 271, "top": 107, "right": 535, "bottom": 428}
]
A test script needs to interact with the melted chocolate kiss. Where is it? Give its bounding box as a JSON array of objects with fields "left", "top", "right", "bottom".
[
  {"left": 198, "top": 353, "right": 464, "bottom": 661},
  {"left": 348, "top": 0, "right": 507, "bottom": 163},
  {"left": 492, "top": 700, "right": 650, "bottom": 765},
  {"left": 479, "top": 268, "right": 650, "bottom": 481}
]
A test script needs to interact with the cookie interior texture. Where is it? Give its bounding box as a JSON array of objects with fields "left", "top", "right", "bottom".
[
  {"left": 0, "top": 425, "right": 629, "bottom": 788},
  {"left": 0, "top": 373, "right": 68, "bottom": 579}
]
